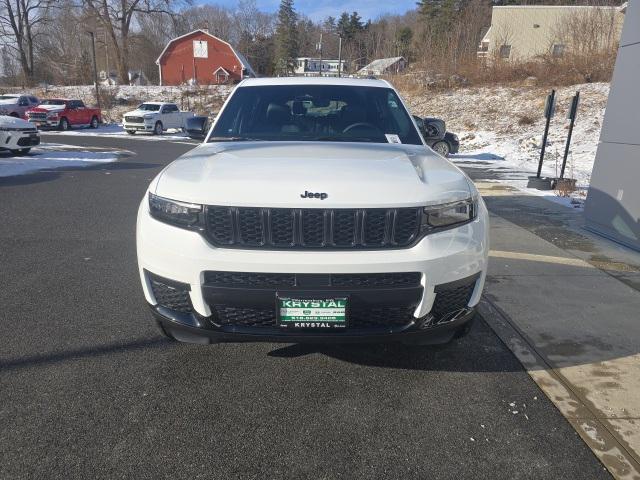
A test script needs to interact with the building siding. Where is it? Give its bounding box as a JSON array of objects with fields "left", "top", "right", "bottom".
[
  {"left": 158, "top": 31, "right": 245, "bottom": 86},
  {"left": 481, "top": 6, "right": 624, "bottom": 61}
]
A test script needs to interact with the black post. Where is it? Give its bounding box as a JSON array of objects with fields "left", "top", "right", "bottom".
[
  {"left": 87, "top": 31, "right": 100, "bottom": 109},
  {"left": 560, "top": 91, "right": 580, "bottom": 179},
  {"left": 537, "top": 89, "right": 556, "bottom": 178}
]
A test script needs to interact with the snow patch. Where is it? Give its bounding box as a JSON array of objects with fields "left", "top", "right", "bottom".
[{"left": 0, "top": 143, "right": 122, "bottom": 177}]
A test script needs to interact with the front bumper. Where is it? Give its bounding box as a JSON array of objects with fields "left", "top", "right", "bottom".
[
  {"left": 137, "top": 197, "right": 489, "bottom": 343},
  {"left": 124, "top": 122, "right": 154, "bottom": 131},
  {"left": 0, "top": 131, "right": 40, "bottom": 150}
]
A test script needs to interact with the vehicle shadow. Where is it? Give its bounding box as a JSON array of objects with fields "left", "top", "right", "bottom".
[
  {"left": 0, "top": 160, "right": 160, "bottom": 187},
  {"left": 266, "top": 317, "right": 525, "bottom": 373},
  {"left": 0, "top": 336, "right": 176, "bottom": 371}
]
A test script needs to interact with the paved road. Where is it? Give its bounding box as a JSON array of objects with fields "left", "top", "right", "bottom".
[{"left": 0, "top": 135, "right": 609, "bottom": 479}]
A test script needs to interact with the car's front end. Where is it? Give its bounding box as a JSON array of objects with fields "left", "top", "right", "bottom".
[
  {"left": 0, "top": 115, "right": 40, "bottom": 152},
  {"left": 27, "top": 104, "right": 65, "bottom": 128},
  {"left": 123, "top": 104, "right": 162, "bottom": 132},
  {"left": 123, "top": 111, "right": 157, "bottom": 132},
  {"left": 136, "top": 78, "right": 489, "bottom": 345}
]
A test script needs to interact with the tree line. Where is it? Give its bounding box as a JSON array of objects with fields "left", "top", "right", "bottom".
[{"left": 0, "top": 0, "right": 623, "bottom": 87}]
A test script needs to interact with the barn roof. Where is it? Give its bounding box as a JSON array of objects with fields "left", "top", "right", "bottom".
[{"left": 155, "top": 29, "right": 256, "bottom": 77}]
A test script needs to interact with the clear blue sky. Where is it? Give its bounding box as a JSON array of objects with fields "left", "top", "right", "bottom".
[{"left": 202, "top": 0, "right": 419, "bottom": 21}]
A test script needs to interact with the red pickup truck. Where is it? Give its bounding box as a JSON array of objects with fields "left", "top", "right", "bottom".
[{"left": 26, "top": 99, "right": 102, "bottom": 130}]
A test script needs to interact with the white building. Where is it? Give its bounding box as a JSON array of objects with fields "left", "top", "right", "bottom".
[{"left": 294, "top": 58, "right": 347, "bottom": 76}]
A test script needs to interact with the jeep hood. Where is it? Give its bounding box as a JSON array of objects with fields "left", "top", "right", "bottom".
[{"left": 154, "top": 142, "right": 473, "bottom": 208}]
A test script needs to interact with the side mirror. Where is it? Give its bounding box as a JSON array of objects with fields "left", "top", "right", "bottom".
[
  {"left": 185, "top": 116, "right": 209, "bottom": 139},
  {"left": 423, "top": 117, "right": 446, "bottom": 140}
]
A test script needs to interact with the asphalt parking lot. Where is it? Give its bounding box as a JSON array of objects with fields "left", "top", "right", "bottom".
[{"left": 0, "top": 134, "right": 610, "bottom": 479}]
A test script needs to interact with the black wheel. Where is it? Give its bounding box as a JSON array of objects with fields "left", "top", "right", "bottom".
[
  {"left": 90, "top": 116, "right": 99, "bottom": 129},
  {"left": 10, "top": 148, "right": 30, "bottom": 156},
  {"left": 126, "top": 130, "right": 136, "bottom": 135},
  {"left": 432, "top": 141, "right": 450, "bottom": 157},
  {"left": 59, "top": 117, "right": 70, "bottom": 131},
  {"left": 153, "top": 121, "right": 163, "bottom": 135}
]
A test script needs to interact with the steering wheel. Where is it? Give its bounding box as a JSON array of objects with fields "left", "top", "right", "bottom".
[{"left": 342, "top": 122, "right": 380, "bottom": 134}]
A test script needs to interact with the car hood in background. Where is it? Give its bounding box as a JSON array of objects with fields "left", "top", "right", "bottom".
[
  {"left": 125, "top": 110, "right": 156, "bottom": 117},
  {"left": 29, "top": 105, "right": 65, "bottom": 113},
  {"left": 0, "top": 115, "right": 33, "bottom": 128},
  {"left": 154, "top": 142, "right": 473, "bottom": 208}
]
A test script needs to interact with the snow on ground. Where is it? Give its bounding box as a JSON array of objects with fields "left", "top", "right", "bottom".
[
  {"left": 404, "top": 82, "right": 609, "bottom": 208},
  {"left": 0, "top": 143, "right": 126, "bottom": 177},
  {"left": 40, "top": 123, "right": 193, "bottom": 141},
  {"left": 23, "top": 84, "right": 233, "bottom": 122}
]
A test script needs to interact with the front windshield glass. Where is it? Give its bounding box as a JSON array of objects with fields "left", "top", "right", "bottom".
[
  {"left": 41, "top": 99, "right": 66, "bottom": 105},
  {"left": 209, "top": 84, "right": 423, "bottom": 145},
  {"left": 138, "top": 104, "right": 161, "bottom": 111}
]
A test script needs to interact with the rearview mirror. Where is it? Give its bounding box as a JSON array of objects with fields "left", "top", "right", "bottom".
[{"left": 185, "top": 116, "right": 209, "bottom": 140}]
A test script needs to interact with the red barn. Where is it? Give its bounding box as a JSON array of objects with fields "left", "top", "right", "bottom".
[{"left": 156, "top": 29, "right": 255, "bottom": 86}]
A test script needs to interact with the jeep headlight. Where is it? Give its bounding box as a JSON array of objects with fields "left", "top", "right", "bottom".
[
  {"left": 421, "top": 197, "right": 477, "bottom": 232},
  {"left": 149, "top": 193, "right": 202, "bottom": 229}
]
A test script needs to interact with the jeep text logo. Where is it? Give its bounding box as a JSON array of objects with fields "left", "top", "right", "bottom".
[{"left": 300, "top": 190, "right": 328, "bottom": 200}]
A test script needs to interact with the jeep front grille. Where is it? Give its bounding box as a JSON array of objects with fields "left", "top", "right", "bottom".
[{"left": 204, "top": 207, "right": 421, "bottom": 250}]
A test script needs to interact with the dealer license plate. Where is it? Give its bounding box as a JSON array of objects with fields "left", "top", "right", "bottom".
[{"left": 277, "top": 296, "right": 347, "bottom": 329}]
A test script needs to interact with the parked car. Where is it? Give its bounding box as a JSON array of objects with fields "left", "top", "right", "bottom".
[
  {"left": 0, "top": 94, "right": 40, "bottom": 119},
  {"left": 26, "top": 99, "right": 101, "bottom": 130},
  {"left": 413, "top": 116, "right": 459, "bottom": 157},
  {"left": 184, "top": 115, "right": 211, "bottom": 140},
  {"left": 137, "top": 77, "right": 489, "bottom": 346},
  {"left": 123, "top": 102, "right": 195, "bottom": 135},
  {"left": 0, "top": 115, "right": 40, "bottom": 155}
]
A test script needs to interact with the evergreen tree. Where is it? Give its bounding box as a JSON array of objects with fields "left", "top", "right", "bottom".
[
  {"left": 274, "top": 0, "right": 299, "bottom": 75},
  {"left": 417, "top": 0, "right": 461, "bottom": 34}
]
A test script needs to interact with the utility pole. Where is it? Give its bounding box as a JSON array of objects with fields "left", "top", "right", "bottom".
[
  {"left": 86, "top": 31, "right": 100, "bottom": 109},
  {"left": 317, "top": 33, "right": 323, "bottom": 76},
  {"left": 337, "top": 36, "right": 343, "bottom": 78}
]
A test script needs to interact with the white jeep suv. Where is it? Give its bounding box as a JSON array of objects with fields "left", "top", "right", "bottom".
[{"left": 136, "top": 77, "right": 489, "bottom": 345}]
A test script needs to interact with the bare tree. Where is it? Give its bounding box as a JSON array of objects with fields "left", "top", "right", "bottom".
[
  {"left": 81, "top": 0, "right": 188, "bottom": 84},
  {"left": 0, "top": 0, "right": 55, "bottom": 83}
]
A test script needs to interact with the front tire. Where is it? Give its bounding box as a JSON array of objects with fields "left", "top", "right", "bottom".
[
  {"left": 153, "top": 121, "right": 163, "bottom": 135},
  {"left": 90, "top": 116, "right": 99, "bottom": 129},
  {"left": 59, "top": 117, "right": 70, "bottom": 131},
  {"left": 432, "top": 141, "right": 450, "bottom": 157},
  {"left": 126, "top": 130, "right": 136, "bottom": 135},
  {"left": 10, "top": 148, "right": 31, "bottom": 156}
]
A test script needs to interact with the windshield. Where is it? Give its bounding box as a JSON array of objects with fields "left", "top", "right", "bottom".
[
  {"left": 137, "top": 103, "right": 161, "bottom": 111},
  {"left": 209, "top": 84, "right": 423, "bottom": 145},
  {"left": 41, "top": 99, "right": 66, "bottom": 105}
]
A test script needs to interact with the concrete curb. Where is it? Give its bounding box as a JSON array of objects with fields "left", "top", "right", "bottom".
[{"left": 479, "top": 297, "right": 640, "bottom": 480}]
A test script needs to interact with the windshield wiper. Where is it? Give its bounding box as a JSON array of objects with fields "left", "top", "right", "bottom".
[
  {"left": 208, "top": 136, "right": 265, "bottom": 142},
  {"left": 312, "top": 136, "right": 373, "bottom": 142}
]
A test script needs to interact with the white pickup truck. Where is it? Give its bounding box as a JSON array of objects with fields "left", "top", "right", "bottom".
[{"left": 123, "top": 102, "right": 194, "bottom": 135}]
